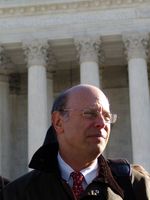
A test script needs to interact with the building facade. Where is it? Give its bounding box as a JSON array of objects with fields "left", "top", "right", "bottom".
[{"left": 0, "top": 0, "right": 150, "bottom": 180}]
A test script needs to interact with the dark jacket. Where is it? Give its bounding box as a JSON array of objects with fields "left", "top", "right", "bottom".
[
  {"left": 0, "top": 177, "right": 10, "bottom": 191},
  {"left": 1, "top": 126, "right": 150, "bottom": 200}
]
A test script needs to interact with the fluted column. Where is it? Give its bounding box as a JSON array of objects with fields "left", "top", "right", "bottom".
[
  {"left": 0, "top": 46, "right": 11, "bottom": 177},
  {"left": 123, "top": 32, "right": 150, "bottom": 171},
  {"left": 23, "top": 39, "right": 49, "bottom": 162},
  {"left": 47, "top": 72, "right": 53, "bottom": 125},
  {"left": 47, "top": 47, "right": 56, "bottom": 125},
  {"left": 0, "top": 75, "right": 10, "bottom": 177},
  {"left": 74, "top": 37, "right": 102, "bottom": 88}
]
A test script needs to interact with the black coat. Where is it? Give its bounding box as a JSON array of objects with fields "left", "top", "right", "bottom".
[
  {"left": 1, "top": 126, "right": 150, "bottom": 200},
  {"left": 0, "top": 176, "right": 10, "bottom": 191}
]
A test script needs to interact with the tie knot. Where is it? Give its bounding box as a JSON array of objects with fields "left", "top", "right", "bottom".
[
  {"left": 71, "top": 171, "right": 84, "bottom": 183},
  {"left": 70, "top": 171, "right": 84, "bottom": 199}
]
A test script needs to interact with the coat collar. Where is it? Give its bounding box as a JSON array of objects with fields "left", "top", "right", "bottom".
[{"left": 29, "top": 126, "right": 59, "bottom": 173}]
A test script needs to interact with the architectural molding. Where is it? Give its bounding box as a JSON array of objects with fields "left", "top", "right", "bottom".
[
  {"left": 23, "top": 39, "right": 49, "bottom": 67},
  {"left": 74, "top": 36, "right": 102, "bottom": 64},
  {"left": 1, "top": 4, "right": 150, "bottom": 43},
  {"left": 123, "top": 32, "right": 149, "bottom": 60},
  {"left": 0, "top": 0, "right": 149, "bottom": 17}
]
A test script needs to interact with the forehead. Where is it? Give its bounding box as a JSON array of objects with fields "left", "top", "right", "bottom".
[{"left": 67, "top": 86, "right": 110, "bottom": 110}]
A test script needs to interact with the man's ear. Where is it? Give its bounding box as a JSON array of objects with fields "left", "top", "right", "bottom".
[{"left": 52, "top": 111, "right": 64, "bottom": 134}]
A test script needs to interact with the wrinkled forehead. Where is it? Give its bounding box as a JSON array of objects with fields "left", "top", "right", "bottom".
[{"left": 67, "top": 86, "right": 110, "bottom": 111}]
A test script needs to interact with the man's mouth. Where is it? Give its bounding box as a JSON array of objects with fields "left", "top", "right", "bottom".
[
  {"left": 88, "top": 130, "right": 107, "bottom": 139},
  {"left": 89, "top": 129, "right": 108, "bottom": 139}
]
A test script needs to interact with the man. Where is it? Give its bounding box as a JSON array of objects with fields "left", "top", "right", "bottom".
[{"left": 1, "top": 84, "right": 150, "bottom": 200}]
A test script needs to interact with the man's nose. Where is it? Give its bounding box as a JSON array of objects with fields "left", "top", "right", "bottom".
[{"left": 94, "top": 115, "right": 106, "bottom": 129}]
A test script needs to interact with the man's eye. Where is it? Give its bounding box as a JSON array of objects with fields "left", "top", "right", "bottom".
[
  {"left": 103, "top": 113, "right": 111, "bottom": 122},
  {"left": 83, "top": 110, "right": 98, "bottom": 118}
]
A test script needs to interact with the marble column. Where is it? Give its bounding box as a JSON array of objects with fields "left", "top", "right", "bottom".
[
  {"left": 23, "top": 39, "right": 49, "bottom": 162},
  {"left": 47, "top": 47, "right": 56, "bottom": 126},
  {"left": 0, "top": 46, "right": 11, "bottom": 177},
  {"left": 9, "top": 73, "right": 28, "bottom": 179},
  {"left": 0, "top": 74, "right": 10, "bottom": 177},
  {"left": 74, "top": 37, "right": 102, "bottom": 88},
  {"left": 123, "top": 32, "right": 150, "bottom": 171},
  {"left": 47, "top": 72, "right": 53, "bottom": 125}
]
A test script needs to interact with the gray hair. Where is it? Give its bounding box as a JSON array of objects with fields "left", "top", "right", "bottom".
[{"left": 51, "top": 90, "right": 69, "bottom": 114}]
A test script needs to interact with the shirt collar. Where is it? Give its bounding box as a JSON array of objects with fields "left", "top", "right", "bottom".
[
  {"left": 57, "top": 152, "right": 98, "bottom": 185},
  {"left": 58, "top": 152, "right": 73, "bottom": 182}
]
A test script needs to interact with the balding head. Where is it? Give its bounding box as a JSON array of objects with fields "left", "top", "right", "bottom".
[
  {"left": 67, "top": 84, "right": 109, "bottom": 109},
  {"left": 51, "top": 84, "right": 109, "bottom": 114}
]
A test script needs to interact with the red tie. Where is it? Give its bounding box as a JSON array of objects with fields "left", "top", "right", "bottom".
[{"left": 70, "top": 171, "right": 84, "bottom": 199}]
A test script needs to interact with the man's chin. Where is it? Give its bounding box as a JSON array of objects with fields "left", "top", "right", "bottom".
[{"left": 89, "top": 145, "right": 105, "bottom": 158}]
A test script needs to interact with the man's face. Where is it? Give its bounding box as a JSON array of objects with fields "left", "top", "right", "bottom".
[{"left": 53, "top": 86, "right": 111, "bottom": 161}]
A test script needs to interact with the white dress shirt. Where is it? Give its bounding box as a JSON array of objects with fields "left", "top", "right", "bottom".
[{"left": 57, "top": 153, "right": 99, "bottom": 189}]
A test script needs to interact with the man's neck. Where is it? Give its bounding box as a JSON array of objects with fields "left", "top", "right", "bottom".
[
  {"left": 58, "top": 152, "right": 98, "bottom": 188},
  {"left": 58, "top": 151, "right": 98, "bottom": 171}
]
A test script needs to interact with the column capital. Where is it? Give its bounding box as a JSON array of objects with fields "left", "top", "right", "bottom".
[
  {"left": 23, "top": 39, "right": 49, "bottom": 67},
  {"left": 74, "top": 36, "right": 102, "bottom": 64},
  {"left": 123, "top": 32, "right": 149, "bottom": 61}
]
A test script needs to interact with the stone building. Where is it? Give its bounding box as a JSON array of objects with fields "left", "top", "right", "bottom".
[{"left": 0, "top": 0, "right": 150, "bottom": 180}]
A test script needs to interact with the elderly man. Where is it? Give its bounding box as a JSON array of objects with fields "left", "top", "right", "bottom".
[{"left": 1, "top": 84, "right": 150, "bottom": 200}]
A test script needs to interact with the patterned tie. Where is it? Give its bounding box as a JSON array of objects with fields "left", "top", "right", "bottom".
[{"left": 70, "top": 171, "right": 84, "bottom": 199}]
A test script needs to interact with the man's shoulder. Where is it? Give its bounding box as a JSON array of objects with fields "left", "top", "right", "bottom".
[
  {"left": 107, "top": 158, "right": 150, "bottom": 181},
  {"left": 107, "top": 158, "right": 131, "bottom": 177},
  {"left": 5, "top": 170, "right": 41, "bottom": 189},
  {"left": 107, "top": 158, "right": 150, "bottom": 199},
  {"left": 1, "top": 170, "right": 50, "bottom": 200},
  {"left": 2, "top": 170, "right": 40, "bottom": 198},
  {"left": 1, "top": 170, "right": 59, "bottom": 200}
]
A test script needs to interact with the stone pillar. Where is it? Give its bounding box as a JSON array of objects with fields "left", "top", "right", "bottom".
[
  {"left": 47, "top": 47, "right": 56, "bottom": 126},
  {"left": 9, "top": 74, "right": 28, "bottom": 179},
  {"left": 47, "top": 72, "right": 53, "bottom": 126},
  {"left": 0, "top": 74, "right": 10, "bottom": 177},
  {"left": 0, "top": 46, "right": 12, "bottom": 178},
  {"left": 123, "top": 32, "right": 150, "bottom": 171},
  {"left": 23, "top": 39, "right": 49, "bottom": 162},
  {"left": 74, "top": 37, "right": 102, "bottom": 88}
]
